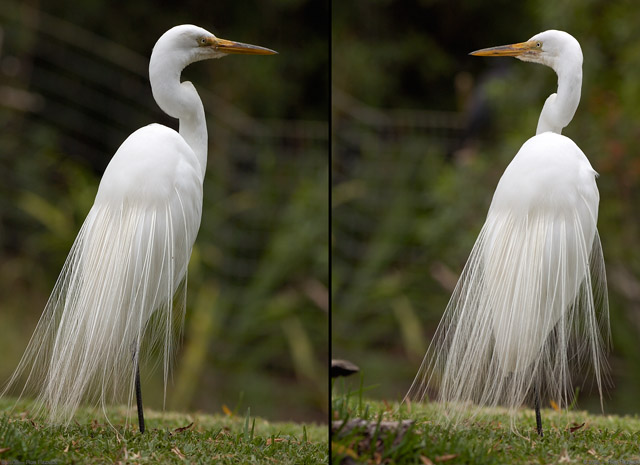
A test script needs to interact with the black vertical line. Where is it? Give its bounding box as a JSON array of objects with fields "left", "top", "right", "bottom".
[
  {"left": 135, "top": 361, "right": 145, "bottom": 433},
  {"left": 534, "top": 385, "right": 543, "bottom": 437}
]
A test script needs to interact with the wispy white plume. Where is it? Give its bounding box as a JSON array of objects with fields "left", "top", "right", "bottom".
[
  {"left": 405, "top": 188, "right": 610, "bottom": 426},
  {"left": 3, "top": 192, "right": 199, "bottom": 425}
]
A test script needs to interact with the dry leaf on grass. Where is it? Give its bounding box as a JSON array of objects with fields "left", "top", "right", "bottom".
[
  {"left": 171, "top": 446, "right": 185, "bottom": 459},
  {"left": 172, "top": 422, "right": 194, "bottom": 434},
  {"left": 558, "top": 449, "right": 571, "bottom": 463},
  {"left": 569, "top": 422, "right": 585, "bottom": 433},
  {"left": 266, "top": 438, "right": 287, "bottom": 446},
  {"left": 332, "top": 442, "right": 358, "bottom": 459}
]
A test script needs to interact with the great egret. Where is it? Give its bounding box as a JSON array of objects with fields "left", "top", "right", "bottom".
[
  {"left": 406, "top": 30, "right": 610, "bottom": 436},
  {"left": 2, "top": 25, "right": 276, "bottom": 433}
]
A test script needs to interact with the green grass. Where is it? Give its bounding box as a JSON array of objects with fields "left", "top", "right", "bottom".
[
  {"left": 0, "top": 397, "right": 328, "bottom": 464},
  {"left": 332, "top": 386, "right": 640, "bottom": 464}
]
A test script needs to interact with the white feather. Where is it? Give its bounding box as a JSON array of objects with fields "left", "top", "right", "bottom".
[
  {"left": 406, "top": 30, "right": 610, "bottom": 429},
  {"left": 406, "top": 132, "right": 610, "bottom": 423},
  {"left": 3, "top": 124, "right": 202, "bottom": 424},
  {"left": 3, "top": 24, "right": 274, "bottom": 427}
]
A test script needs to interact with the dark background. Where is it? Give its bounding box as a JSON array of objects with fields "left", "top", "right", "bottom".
[
  {"left": 0, "top": 0, "right": 328, "bottom": 423},
  {"left": 333, "top": 0, "right": 640, "bottom": 416}
]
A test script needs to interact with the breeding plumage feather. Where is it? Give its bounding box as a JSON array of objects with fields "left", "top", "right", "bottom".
[
  {"left": 406, "top": 31, "right": 610, "bottom": 432},
  {"left": 407, "top": 134, "right": 609, "bottom": 421},
  {"left": 2, "top": 26, "right": 275, "bottom": 430},
  {"left": 4, "top": 124, "right": 202, "bottom": 424}
]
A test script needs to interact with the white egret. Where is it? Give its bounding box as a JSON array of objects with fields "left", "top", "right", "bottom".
[
  {"left": 2, "top": 25, "right": 276, "bottom": 433},
  {"left": 406, "top": 30, "right": 610, "bottom": 436}
]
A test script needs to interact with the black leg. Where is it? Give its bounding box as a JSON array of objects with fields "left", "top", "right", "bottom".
[
  {"left": 135, "top": 361, "right": 145, "bottom": 433},
  {"left": 534, "top": 386, "right": 543, "bottom": 437}
]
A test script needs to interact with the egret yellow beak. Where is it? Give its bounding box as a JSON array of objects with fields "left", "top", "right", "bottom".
[
  {"left": 470, "top": 40, "right": 538, "bottom": 57},
  {"left": 205, "top": 37, "right": 277, "bottom": 55}
]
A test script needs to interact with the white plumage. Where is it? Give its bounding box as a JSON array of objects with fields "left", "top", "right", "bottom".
[
  {"left": 3, "top": 25, "right": 275, "bottom": 428},
  {"left": 406, "top": 31, "right": 609, "bottom": 430}
]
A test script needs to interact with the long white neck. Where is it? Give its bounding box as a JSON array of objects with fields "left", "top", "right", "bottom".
[
  {"left": 536, "top": 58, "right": 582, "bottom": 135},
  {"left": 149, "top": 55, "right": 208, "bottom": 180}
]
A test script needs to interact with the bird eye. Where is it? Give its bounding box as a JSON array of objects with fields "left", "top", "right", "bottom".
[
  {"left": 200, "top": 37, "right": 207, "bottom": 45},
  {"left": 536, "top": 42, "right": 541, "bottom": 47}
]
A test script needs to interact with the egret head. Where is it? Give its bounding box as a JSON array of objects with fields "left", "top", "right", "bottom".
[
  {"left": 152, "top": 24, "right": 277, "bottom": 70},
  {"left": 470, "top": 30, "right": 582, "bottom": 72},
  {"left": 149, "top": 25, "right": 276, "bottom": 124}
]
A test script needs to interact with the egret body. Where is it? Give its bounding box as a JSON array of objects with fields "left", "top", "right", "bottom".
[
  {"left": 3, "top": 25, "right": 276, "bottom": 432},
  {"left": 406, "top": 30, "right": 609, "bottom": 436}
]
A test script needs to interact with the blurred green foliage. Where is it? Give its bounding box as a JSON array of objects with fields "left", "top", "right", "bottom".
[
  {"left": 0, "top": 0, "right": 328, "bottom": 423},
  {"left": 333, "top": 0, "right": 640, "bottom": 416}
]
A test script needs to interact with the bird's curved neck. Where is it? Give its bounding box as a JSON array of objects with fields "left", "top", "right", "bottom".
[
  {"left": 536, "top": 61, "right": 582, "bottom": 135},
  {"left": 149, "top": 58, "right": 208, "bottom": 179}
]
